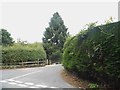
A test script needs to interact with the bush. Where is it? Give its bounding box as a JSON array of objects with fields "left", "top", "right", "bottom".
[
  {"left": 2, "top": 42, "right": 46, "bottom": 65},
  {"left": 63, "top": 21, "right": 120, "bottom": 88},
  {"left": 88, "top": 83, "right": 99, "bottom": 88}
]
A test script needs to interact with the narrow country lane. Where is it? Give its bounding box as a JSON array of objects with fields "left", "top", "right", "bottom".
[{"left": 0, "top": 64, "right": 74, "bottom": 88}]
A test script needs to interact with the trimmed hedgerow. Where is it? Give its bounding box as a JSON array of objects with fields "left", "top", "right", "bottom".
[
  {"left": 2, "top": 43, "right": 46, "bottom": 65},
  {"left": 63, "top": 21, "right": 120, "bottom": 88}
]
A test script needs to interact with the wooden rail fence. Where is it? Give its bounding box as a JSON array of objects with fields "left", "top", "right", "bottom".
[{"left": 0, "top": 60, "right": 47, "bottom": 69}]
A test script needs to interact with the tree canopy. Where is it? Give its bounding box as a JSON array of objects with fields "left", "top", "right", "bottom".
[
  {"left": 1, "top": 29, "right": 14, "bottom": 46},
  {"left": 42, "top": 12, "right": 69, "bottom": 63}
]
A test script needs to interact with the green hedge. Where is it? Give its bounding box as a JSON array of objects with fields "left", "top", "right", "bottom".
[
  {"left": 63, "top": 21, "right": 120, "bottom": 88},
  {"left": 2, "top": 43, "right": 46, "bottom": 65}
]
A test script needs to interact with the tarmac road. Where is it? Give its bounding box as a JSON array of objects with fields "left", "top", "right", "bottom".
[{"left": 0, "top": 64, "right": 74, "bottom": 89}]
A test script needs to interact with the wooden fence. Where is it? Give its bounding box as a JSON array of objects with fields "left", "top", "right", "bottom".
[
  {"left": 0, "top": 60, "right": 47, "bottom": 69},
  {"left": 20, "top": 60, "right": 46, "bottom": 67}
]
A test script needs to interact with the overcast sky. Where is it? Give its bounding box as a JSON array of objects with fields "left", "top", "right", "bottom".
[{"left": 1, "top": 2, "right": 118, "bottom": 43}]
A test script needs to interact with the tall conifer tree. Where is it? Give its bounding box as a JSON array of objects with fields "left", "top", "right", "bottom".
[{"left": 42, "top": 12, "right": 69, "bottom": 63}]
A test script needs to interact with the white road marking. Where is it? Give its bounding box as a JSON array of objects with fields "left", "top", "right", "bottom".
[
  {"left": 14, "top": 81, "right": 23, "bottom": 83},
  {"left": 0, "top": 80, "right": 7, "bottom": 83},
  {"left": 17, "top": 84, "right": 28, "bottom": 87},
  {"left": 7, "top": 79, "right": 15, "bottom": 82},
  {"left": 1, "top": 79, "right": 58, "bottom": 88},
  {"left": 29, "top": 86, "right": 38, "bottom": 88},
  {"left": 0, "top": 79, "right": 50, "bottom": 88},
  {"left": 9, "top": 70, "right": 42, "bottom": 80},
  {"left": 35, "top": 84, "right": 48, "bottom": 88},
  {"left": 24, "top": 82, "right": 34, "bottom": 85},
  {"left": 35, "top": 85, "right": 43, "bottom": 87},
  {"left": 50, "top": 87, "right": 57, "bottom": 88}
]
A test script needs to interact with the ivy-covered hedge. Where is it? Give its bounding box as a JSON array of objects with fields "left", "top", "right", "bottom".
[
  {"left": 63, "top": 21, "right": 120, "bottom": 88},
  {"left": 2, "top": 43, "right": 46, "bottom": 65}
]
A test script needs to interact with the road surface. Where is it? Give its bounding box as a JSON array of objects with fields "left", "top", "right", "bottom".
[{"left": 0, "top": 64, "right": 74, "bottom": 89}]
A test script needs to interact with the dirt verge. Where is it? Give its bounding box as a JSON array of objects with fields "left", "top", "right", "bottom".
[{"left": 61, "top": 69, "right": 90, "bottom": 89}]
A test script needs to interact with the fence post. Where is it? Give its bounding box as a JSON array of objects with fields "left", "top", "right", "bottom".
[
  {"left": 38, "top": 59, "right": 39, "bottom": 65},
  {"left": 47, "top": 59, "right": 49, "bottom": 65},
  {"left": 22, "top": 61, "right": 24, "bottom": 67}
]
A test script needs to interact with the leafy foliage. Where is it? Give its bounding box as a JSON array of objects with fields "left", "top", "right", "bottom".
[
  {"left": 88, "top": 83, "right": 99, "bottom": 88},
  {"left": 42, "top": 12, "right": 69, "bottom": 63},
  {"left": 2, "top": 42, "right": 46, "bottom": 65},
  {"left": 1, "top": 29, "right": 14, "bottom": 46},
  {"left": 63, "top": 21, "right": 120, "bottom": 88}
]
